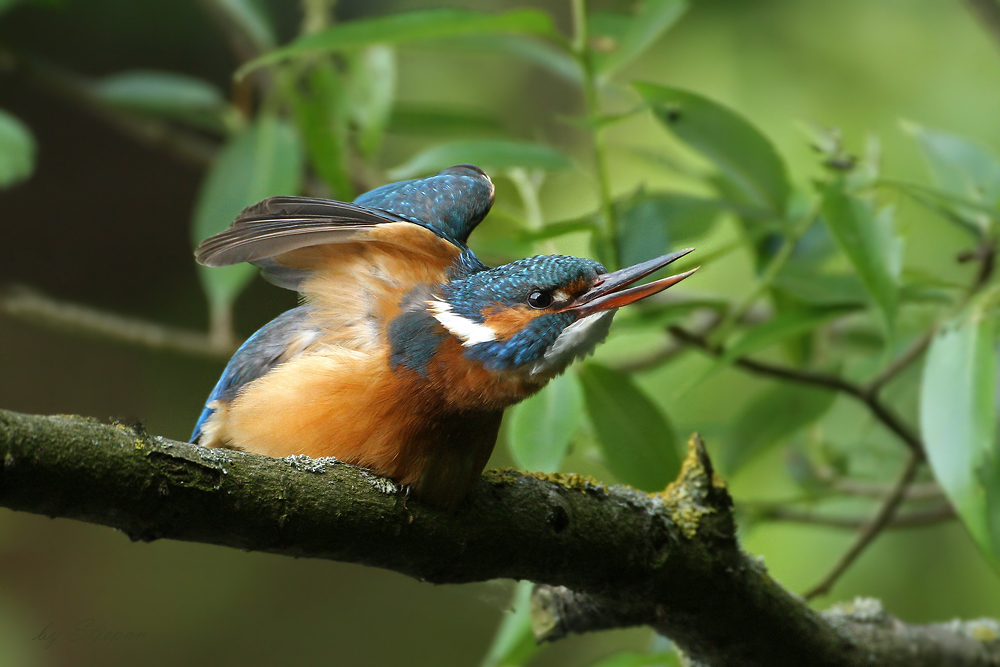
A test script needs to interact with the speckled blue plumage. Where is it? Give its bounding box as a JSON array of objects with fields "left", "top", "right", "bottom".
[
  {"left": 437, "top": 254, "right": 605, "bottom": 372},
  {"left": 355, "top": 165, "right": 494, "bottom": 246},
  {"left": 443, "top": 255, "right": 605, "bottom": 322},
  {"left": 383, "top": 255, "right": 606, "bottom": 375}
]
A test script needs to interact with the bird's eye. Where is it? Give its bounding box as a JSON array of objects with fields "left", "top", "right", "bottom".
[{"left": 527, "top": 290, "right": 553, "bottom": 309}]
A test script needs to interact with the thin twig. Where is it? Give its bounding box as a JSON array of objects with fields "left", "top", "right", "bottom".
[
  {"left": 961, "top": 0, "right": 1000, "bottom": 55},
  {"left": 963, "top": 238, "right": 998, "bottom": 292},
  {"left": 803, "top": 452, "right": 923, "bottom": 600},
  {"left": 613, "top": 337, "right": 686, "bottom": 374},
  {"left": 815, "top": 467, "right": 942, "bottom": 501},
  {"left": 91, "top": 109, "right": 219, "bottom": 167},
  {"left": 667, "top": 325, "right": 925, "bottom": 455},
  {"left": 614, "top": 299, "right": 774, "bottom": 373},
  {"left": 863, "top": 331, "right": 934, "bottom": 397},
  {"left": 753, "top": 502, "right": 954, "bottom": 530},
  {"left": 1, "top": 286, "right": 237, "bottom": 359},
  {"left": 9, "top": 50, "right": 219, "bottom": 168},
  {"left": 614, "top": 310, "right": 722, "bottom": 372}
]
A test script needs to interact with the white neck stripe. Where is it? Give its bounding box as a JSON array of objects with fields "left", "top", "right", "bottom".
[{"left": 428, "top": 300, "right": 497, "bottom": 347}]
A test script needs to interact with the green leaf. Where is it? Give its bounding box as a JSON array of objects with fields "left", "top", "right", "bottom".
[
  {"left": 480, "top": 581, "right": 539, "bottom": 667},
  {"left": 193, "top": 115, "right": 304, "bottom": 314},
  {"left": 519, "top": 215, "right": 599, "bottom": 243},
  {"left": 596, "top": 0, "right": 687, "bottom": 76},
  {"left": 508, "top": 371, "right": 584, "bottom": 472},
  {"left": 614, "top": 190, "right": 721, "bottom": 267},
  {"left": 345, "top": 45, "right": 396, "bottom": 158},
  {"left": 91, "top": 70, "right": 235, "bottom": 133},
  {"left": 288, "top": 63, "right": 353, "bottom": 199},
  {"left": 388, "top": 139, "right": 570, "bottom": 179},
  {"left": 635, "top": 83, "right": 789, "bottom": 215},
  {"left": 239, "top": 9, "right": 559, "bottom": 77},
  {"left": 617, "top": 193, "right": 668, "bottom": 268},
  {"left": 773, "top": 268, "right": 868, "bottom": 307},
  {"left": 920, "top": 306, "right": 1000, "bottom": 568},
  {"left": 887, "top": 179, "right": 1000, "bottom": 238},
  {"left": 578, "top": 364, "right": 680, "bottom": 491},
  {"left": 904, "top": 122, "right": 1000, "bottom": 234},
  {"left": 0, "top": 109, "right": 35, "bottom": 188},
  {"left": 723, "top": 384, "right": 836, "bottom": 474},
  {"left": 459, "top": 34, "right": 581, "bottom": 83},
  {"left": 210, "top": 0, "right": 276, "bottom": 54},
  {"left": 389, "top": 104, "right": 504, "bottom": 137},
  {"left": 819, "top": 183, "right": 901, "bottom": 330},
  {"left": 620, "top": 297, "right": 728, "bottom": 330},
  {"left": 722, "top": 307, "right": 854, "bottom": 364}
]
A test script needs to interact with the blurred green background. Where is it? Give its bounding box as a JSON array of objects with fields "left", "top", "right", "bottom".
[{"left": 2, "top": 1, "right": 1000, "bottom": 665}]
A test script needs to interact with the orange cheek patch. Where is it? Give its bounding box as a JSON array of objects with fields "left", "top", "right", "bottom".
[{"left": 481, "top": 304, "right": 543, "bottom": 340}]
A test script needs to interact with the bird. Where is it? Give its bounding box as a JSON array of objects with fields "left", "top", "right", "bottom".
[{"left": 191, "top": 164, "right": 697, "bottom": 506}]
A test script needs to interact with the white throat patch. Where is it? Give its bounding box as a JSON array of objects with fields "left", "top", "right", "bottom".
[
  {"left": 531, "top": 309, "right": 617, "bottom": 377},
  {"left": 428, "top": 299, "right": 497, "bottom": 347}
]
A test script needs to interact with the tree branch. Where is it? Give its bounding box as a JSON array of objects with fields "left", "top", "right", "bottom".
[
  {"left": 1, "top": 286, "right": 236, "bottom": 358},
  {"left": 1, "top": 410, "right": 997, "bottom": 666},
  {"left": 534, "top": 589, "right": 1000, "bottom": 667},
  {"left": 803, "top": 452, "right": 923, "bottom": 600}
]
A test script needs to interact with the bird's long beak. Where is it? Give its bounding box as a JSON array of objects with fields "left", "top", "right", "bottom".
[{"left": 567, "top": 248, "right": 698, "bottom": 317}]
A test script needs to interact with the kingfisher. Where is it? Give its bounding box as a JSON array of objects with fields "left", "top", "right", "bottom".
[{"left": 192, "top": 165, "right": 696, "bottom": 506}]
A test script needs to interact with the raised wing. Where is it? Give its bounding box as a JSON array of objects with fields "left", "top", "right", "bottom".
[
  {"left": 194, "top": 165, "right": 494, "bottom": 290},
  {"left": 195, "top": 198, "right": 408, "bottom": 268}
]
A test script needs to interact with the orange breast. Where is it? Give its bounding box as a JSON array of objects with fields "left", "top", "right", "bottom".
[
  {"left": 424, "top": 337, "right": 546, "bottom": 411},
  {"left": 202, "top": 344, "right": 505, "bottom": 506}
]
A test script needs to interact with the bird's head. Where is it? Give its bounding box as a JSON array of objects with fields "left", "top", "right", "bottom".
[{"left": 429, "top": 248, "right": 697, "bottom": 381}]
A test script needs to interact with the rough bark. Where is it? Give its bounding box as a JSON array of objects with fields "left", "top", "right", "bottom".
[{"left": 1, "top": 409, "right": 998, "bottom": 666}]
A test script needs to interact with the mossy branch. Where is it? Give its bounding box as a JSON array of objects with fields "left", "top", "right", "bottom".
[{"left": 1, "top": 409, "right": 998, "bottom": 667}]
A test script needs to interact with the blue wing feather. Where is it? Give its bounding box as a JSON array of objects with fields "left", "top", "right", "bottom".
[
  {"left": 197, "top": 165, "right": 494, "bottom": 290},
  {"left": 190, "top": 306, "right": 319, "bottom": 443},
  {"left": 355, "top": 165, "right": 494, "bottom": 244}
]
